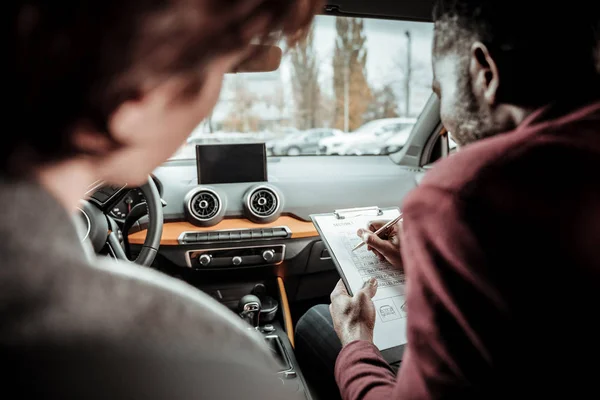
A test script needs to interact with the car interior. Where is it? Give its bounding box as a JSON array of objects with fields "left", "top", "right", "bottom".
[{"left": 77, "top": 1, "right": 450, "bottom": 398}]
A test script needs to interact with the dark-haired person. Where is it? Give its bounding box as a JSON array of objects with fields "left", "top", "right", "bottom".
[
  {"left": 2, "top": 0, "right": 320, "bottom": 398},
  {"left": 296, "top": 0, "right": 600, "bottom": 399}
]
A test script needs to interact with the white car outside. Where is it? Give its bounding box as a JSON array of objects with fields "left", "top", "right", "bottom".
[
  {"left": 319, "top": 117, "right": 416, "bottom": 155},
  {"left": 380, "top": 127, "right": 414, "bottom": 154}
]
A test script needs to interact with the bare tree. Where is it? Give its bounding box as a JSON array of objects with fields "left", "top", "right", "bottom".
[
  {"left": 222, "top": 75, "right": 259, "bottom": 132},
  {"left": 262, "top": 80, "right": 289, "bottom": 130},
  {"left": 289, "top": 26, "right": 322, "bottom": 129},
  {"left": 333, "top": 17, "right": 372, "bottom": 131},
  {"left": 319, "top": 91, "right": 335, "bottom": 128},
  {"left": 365, "top": 84, "right": 400, "bottom": 121},
  {"left": 271, "top": 84, "right": 286, "bottom": 120}
]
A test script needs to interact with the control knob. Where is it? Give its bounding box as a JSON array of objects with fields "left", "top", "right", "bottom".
[
  {"left": 262, "top": 249, "right": 275, "bottom": 263},
  {"left": 198, "top": 254, "right": 211, "bottom": 266},
  {"left": 232, "top": 256, "right": 243, "bottom": 266}
]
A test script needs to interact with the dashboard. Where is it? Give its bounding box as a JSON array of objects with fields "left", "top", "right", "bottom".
[
  {"left": 116, "top": 143, "right": 425, "bottom": 302},
  {"left": 125, "top": 145, "right": 422, "bottom": 271},
  {"left": 109, "top": 188, "right": 146, "bottom": 220},
  {"left": 155, "top": 154, "right": 420, "bottom": 223}
]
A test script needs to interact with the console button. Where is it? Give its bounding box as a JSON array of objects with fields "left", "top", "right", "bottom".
[
  {"left": 197, "top": 232, "right": 208, "bottom": 242},
  {"left": 261, "top": 229, "right": 274, "bottom": 238},
  {"left": 229, "top": 231, "right": 241, "bottom": 240},
  {"left": 208, "top": 232, "right": 219, "bottom": 241},
  {"left": 273, "top": 228, "right": 288, "bottom": 238},
  {"left": 240, "top": 231, "right": 252, "bottom": 240},
  {"left": 232, "top": 256, "right": 242, "bottom": 266},
  {"left": 218, "top": 232, "right": 230, "bottom": 241},
  {"left": 198, "top": 254, "right": 211, "bottom": 266},
  {"left": 262, "top": 250, "right": 275, "bottom": 263},
  {"left": 185, "top": 233, "right": 199, "bottom": 242}
]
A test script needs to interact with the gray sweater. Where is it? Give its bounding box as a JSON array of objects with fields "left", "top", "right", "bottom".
[{"left": 0, "top": 177, "right": 293, "bottom": 399}]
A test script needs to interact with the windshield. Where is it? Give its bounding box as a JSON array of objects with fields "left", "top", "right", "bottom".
[{"left": 171, "top": 16, "right": 433, "bottom": 159}]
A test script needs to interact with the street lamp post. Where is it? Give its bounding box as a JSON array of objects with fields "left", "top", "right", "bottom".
[
  {"left": 404, "top": 30, "right": 412, "bottom": 117},
  {"left": 343, "top": 52, "right": 350, "bottom": 132}
]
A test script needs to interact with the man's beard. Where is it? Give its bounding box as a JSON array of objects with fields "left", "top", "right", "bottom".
[{"left": 450, "top": 69, "right": 505, "bottom": 147}]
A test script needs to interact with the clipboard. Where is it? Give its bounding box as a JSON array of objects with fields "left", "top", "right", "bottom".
[
  {"left": 310, "top": 206, "right": 407, "bottom": 364},
  {"left": 312, "top": 206, "right": 389, "bottom": 296}
]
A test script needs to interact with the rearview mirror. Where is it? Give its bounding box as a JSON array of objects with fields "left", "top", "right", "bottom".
[{"left": 230, "top": 45, "right": 282, "bottom": 73}]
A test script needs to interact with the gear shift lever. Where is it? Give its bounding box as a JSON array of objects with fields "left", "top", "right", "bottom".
[{"left": 238, "top": 294, "right": 261, "bottom": 329}]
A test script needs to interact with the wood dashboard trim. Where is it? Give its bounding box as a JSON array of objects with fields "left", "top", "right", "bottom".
[
  {"left": 277, "top": 277, "right": 295, "bottom": 348},
  {"left": 128, "top": 216, "right": 319, "bottom": 245}
]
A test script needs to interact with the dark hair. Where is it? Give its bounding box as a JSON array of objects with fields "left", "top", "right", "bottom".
[
  {"left": 6, "top": 0, "right": 321, "bottom": 175},
  {"left": 432, "top": 0, "right": 600, "bottom": 107}
]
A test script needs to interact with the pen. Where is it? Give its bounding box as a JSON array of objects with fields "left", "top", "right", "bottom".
[{"left": 352, "top": 214, "right": 403, "bottom": 252}]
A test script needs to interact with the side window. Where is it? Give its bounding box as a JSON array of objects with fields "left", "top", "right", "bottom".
[
  {"left": 426, "top": 128, "right": 457, "bottom": 165},
  {"left": 449, "top": 135, "right": 458, "bottom": 153}
]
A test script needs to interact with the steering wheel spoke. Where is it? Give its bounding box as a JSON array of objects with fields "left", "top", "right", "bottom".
[{"left": 106, "top": 231, "right": 129, "bottom": 261}]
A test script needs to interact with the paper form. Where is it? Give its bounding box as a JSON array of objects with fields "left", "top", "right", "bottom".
[{"left": 312, "top": 209, "right": 407, "bottom": 351}]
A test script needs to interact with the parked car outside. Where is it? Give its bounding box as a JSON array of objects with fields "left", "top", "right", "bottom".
[
  {"left": 319, "top": 117, "right": 416, "bottom": 155},
  {"left": 265, "top": 127, "right": 302, "bottom": 155},
  {"left": 270, "top": 128, "right": 344, "bottom": 156},
  {"left": 380, "top": 127, "right": 414, "bottom": 154}
]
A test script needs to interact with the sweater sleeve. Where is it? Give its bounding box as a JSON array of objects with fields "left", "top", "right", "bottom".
[{"left": 335, "top": 186, "right": 508, "bottom": 400}]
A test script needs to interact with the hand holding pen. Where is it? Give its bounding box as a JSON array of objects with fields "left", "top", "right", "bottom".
[{"left": 354, "top": 215, "right": 404, "bottom": 268}]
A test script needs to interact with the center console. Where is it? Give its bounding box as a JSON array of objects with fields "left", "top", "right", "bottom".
[
  {"left": 234, "top": 284, "right": 313, "bottom": 399},
  {"left": 183, "top": 144, "right": 313, "bottom": 397},
  {"left": 261, "top": 322, "right": 308, "bottom": 394}
]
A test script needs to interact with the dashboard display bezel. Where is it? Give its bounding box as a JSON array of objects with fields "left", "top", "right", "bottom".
[{"left": 195, "top": 143, "right": 267, "bottom": 185}]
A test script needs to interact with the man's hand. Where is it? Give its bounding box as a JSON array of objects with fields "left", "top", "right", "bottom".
[
  {"left": 329, "top": 278, "right": 378, "bottom": 346},
  {"left": 357, "top": 219, "right": 404, "bottom": 268}
]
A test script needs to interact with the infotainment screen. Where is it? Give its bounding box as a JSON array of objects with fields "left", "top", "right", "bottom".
[{"left": 196, "top": 143, "right": 267, "bottom": 185}]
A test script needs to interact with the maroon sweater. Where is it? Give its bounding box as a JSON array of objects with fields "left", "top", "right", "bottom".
[{"left": 335, "top": 100, "right": 600, "bottom": 399}]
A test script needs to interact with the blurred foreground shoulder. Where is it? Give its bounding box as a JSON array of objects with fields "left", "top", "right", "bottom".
[{"left": 3, "top": 339, "right": 300, "bottom": 400}]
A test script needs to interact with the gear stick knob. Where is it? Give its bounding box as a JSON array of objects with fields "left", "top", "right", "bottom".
[{"left": 238, "top": 294, "right": 261, "bottom": 329}]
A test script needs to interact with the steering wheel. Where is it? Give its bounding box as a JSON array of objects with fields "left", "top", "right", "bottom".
[{"left": 77, "top": 177, "right": 163, "bottom": 267}]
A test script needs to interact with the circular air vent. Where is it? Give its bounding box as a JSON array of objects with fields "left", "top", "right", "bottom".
[
  {"left": 250, "top": 189, "right": 278, "bottom": 217},
  {"left": 191, "top": 191, "right": 220, "bottom": 220},
  {"left": 244, "top": 185, "right": 281, "bottom": 223},
  {"left": 184, "top": 188, "right": 225, "bottom": 227}
]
